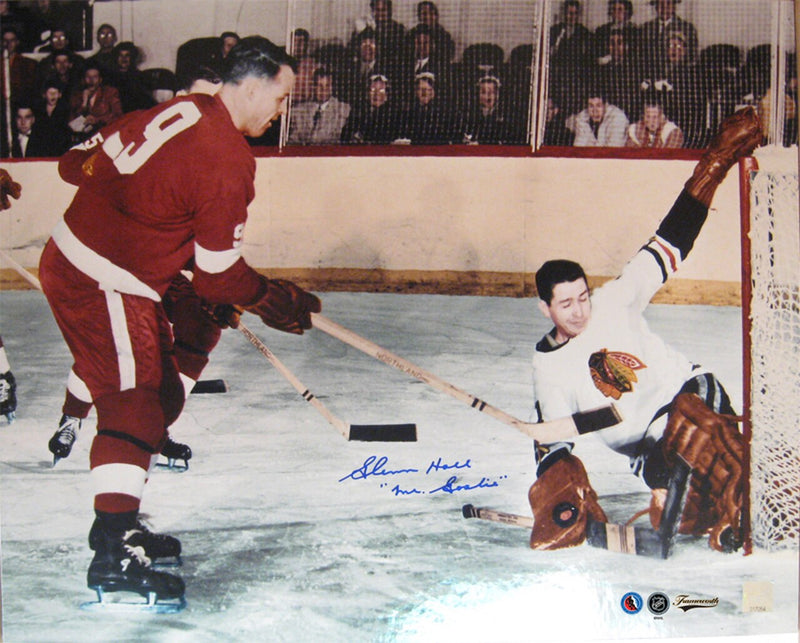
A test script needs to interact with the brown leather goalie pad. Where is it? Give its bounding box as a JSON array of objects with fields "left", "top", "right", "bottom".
[
  {"left": 528, "top": 452, "right": 607, "bottom": 550},
  {"left": 656, "top": 392, "right": 746, "bottom": 552}
]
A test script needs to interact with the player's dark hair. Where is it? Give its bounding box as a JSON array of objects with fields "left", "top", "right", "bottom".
[
  {"left": 535, "top": 259, "right": 587, "bottom": 304},
  {"left": 221, "top": 36, "right": 297, "bottom": 84},
  {"left": 177, "top": 64, "right": 221, "bottom": 92}
]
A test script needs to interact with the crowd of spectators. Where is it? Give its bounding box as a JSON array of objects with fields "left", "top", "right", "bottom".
[
  {"left": 546, "top": 0, "right": 797, "bottom": 149},
  {"left": 1, "top": 0, "right": 796, "bottom": 157}
]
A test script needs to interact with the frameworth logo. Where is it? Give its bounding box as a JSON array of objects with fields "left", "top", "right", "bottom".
[{"left": 673, "top": 594, "right": 720, "bottom": 612}]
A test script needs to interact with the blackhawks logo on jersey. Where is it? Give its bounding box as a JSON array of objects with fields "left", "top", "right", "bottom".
[{"left": 588, "top": 349, "right": 646, "bottom": 399}]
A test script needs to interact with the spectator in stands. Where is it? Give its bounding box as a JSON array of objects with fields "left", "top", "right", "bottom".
[
  {"left": 401, "top": 71, "right": 461, "bottom": 144},
  {"left": 290, "top": 29, "right": 319, "bottom": 105},
  {"left": 0, "top": 0, "right": 34, "bottom": 52},
  {"left": 594, "top": 0, "right": 637, "bottom": 63},
  {"left": 85, "top": 24, "right": 118, "bottom": 78},
  {"left": 1, "top": 27, "right": 37, "bottom": 105},
  {"left": 351, "top": 0, "right": 406, "bottom": 64},
  {"left": 572, "top": 89, "right": 629, "bottom": 147},
  {"left": 288, "top": 68, "right": 351, "bottom": 145},
  {"left": 208, "top": 31, "right": 240, "bottom": 73},
  {"left": 343, "top": 28, "right": 395, "bottom": 106},
  {"left": 596, "top": 30, "right": 644, "bottom": 122},
  {"left": 35, "top": 27, "right": 84, "bottom": 92},
  {"left": 542, "top": 96, "right": 575, "bottom": 146},
  {"left": 6, "top": 101, "right": 64, "bottom": 157},
  {"left": 640, "top": 0, "right": 699, "bottom": 76},
  {"left": 399, "top": 23, "right": 451, "bottom": 106},
  {"left": 109, "top": 41, "right": 157, "bottom": 113},
  {"left": 625, "top": 96, "right": 684, "bottom": 147},
  {"left": 641, "top": 30, "right": 704, "bottom": 147},
  {"left": 33, "top": 79, "right": 72, "bottom": 155},
  {"left": 408, "top": 2, "right": 455, "bottom": 64},
  {"left": 341, "top": 73, "right": 402, "bottom": 144},
  {"left": 69, "top": 62, "right": 123, "bottom": 141},
  {"left": 462, "top": 75, "right": 517, "bottom": 144},
  {"left": 45, "top": 51, "right": 82, "bottom": 103},
  {"left": 549, "top": 0, "right": 594, "bottom": 117},
  {"left": 28, "top": 0, "right": 87, "bottom": 53}
]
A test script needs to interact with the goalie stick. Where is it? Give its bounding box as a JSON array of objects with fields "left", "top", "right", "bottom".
[
  {"left": 237, "top": 321, "right": 416, "bottom": 442},
  {"left": 311, "top": 313, "right": 622, "bottom": 442},
  {"left": 462, "top": 456, "right": 692, "bottom": 559}
]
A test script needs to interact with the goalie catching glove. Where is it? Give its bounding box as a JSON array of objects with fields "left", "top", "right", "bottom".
[
  {"left": 244, "top": 277, "right": 321, "bottom": 335},
  {"left": 1, "top": 168, "right": 22, "bottom": 210},
  {"left": 528, "top": 446, "right": 607, "bottom": 549},
  {"left": 651, "top": 392, "right": 746, "bottom": 552}
]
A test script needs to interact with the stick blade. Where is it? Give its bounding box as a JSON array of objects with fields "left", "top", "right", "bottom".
[
  {"left": 190, "top": 379, "right": 228, "bottom": 394},
  {"left": 347, "top": 423, "right": 417, "bottom": 442}
]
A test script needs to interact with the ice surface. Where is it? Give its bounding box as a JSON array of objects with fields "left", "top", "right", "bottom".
[{"left": 0, "top": 290, "right": 797, "bottom": 642}]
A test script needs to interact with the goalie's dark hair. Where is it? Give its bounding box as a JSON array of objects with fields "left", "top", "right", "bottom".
[
  {"left": 535, "top": 259, "right": 587, "bottom": 304},
  {"left": 221, "top": 36, "right": 297, "bottom": 84}
]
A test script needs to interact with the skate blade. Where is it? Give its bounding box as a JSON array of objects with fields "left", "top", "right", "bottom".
[
  {"left": 81, "top": 588, "right": 186, "bottom": 613},
  {"left": 5, "top": 411, "right": 15, "bottom": 424},
  {"left": 155, "top": 458, "right": 188, "bottom": 473}
]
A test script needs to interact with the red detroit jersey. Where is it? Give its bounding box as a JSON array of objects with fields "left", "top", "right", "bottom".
[{"left": 58, "top": 93, "right": 262, "bottom": 303}]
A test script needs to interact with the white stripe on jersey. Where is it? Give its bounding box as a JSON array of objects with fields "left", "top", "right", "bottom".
[
  {"left": 52, "top": 219, "right": 160, "bottom": 301},
  {"left": 67, "top": 368, "right": 93, "bottom": 403},
  {"left": 104, "top": 290, "right": 137, "bottom": 391},
  {"left": 92, "top": 462, "right": 147, "bottom": 499},
  {"left": 194, "top": 242, "right": 241, "bottom": 274}
]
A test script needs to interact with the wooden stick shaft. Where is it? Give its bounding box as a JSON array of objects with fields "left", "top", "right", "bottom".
[
  {"left": 237, "top": 322, "right": 349, "bottom": 439},
  {"left": 312, "top": 313, "right": 609, "bottom": 442}
]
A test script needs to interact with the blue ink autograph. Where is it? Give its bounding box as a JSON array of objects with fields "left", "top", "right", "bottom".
[
  {"left": 337, "top": 455, "right": 419, "bottom": 482},
  {"left": 339, "top": 455, "right": 507, "bottom": 496}
]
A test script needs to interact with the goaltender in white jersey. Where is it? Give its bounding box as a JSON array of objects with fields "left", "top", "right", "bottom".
[{"left": 527, "top": 107, "right": 762, "bottom": 553}]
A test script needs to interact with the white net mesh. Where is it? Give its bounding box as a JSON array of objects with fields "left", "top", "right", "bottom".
[{"left": 748, "top": 145, "right": 800, "bottom": 551}]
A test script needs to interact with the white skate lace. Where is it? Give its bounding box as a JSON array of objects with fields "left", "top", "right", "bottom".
[
  {"left": 123, "top": 537, "right": 153, "bottom": 568},
  {"left": 57, "top": 417, "right": 80, "bottom": 445}
]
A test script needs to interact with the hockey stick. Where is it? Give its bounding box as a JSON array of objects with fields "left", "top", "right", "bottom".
[
  {"left": 462, "top": 503, "right": 533, "bottom": 528},
  {"left": 236, "top": 321, "right": 416, "bottom": 442},
  {"left": 462, "top": 457, "right": 692, "bottom": 559},
  {"left": 311, "top": 313, "right": 622, "bottom": 442}
]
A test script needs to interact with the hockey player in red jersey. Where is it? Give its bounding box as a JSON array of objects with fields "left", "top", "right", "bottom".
[
  {"left": 47, "top": 271, "right": 237, "bottom": 469},
  {"left": 528, "top": 107, "right": 762, "bottom": 554},
  {"left": 38, "top": 37, "right": 319, "bottom": 611}
]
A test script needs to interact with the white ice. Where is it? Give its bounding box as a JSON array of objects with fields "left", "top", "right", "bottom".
[{"left": 0, "top": 290, "right": 797, "bottom": 642}]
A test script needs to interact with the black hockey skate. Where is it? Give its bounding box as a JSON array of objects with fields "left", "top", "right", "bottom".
[
  {"left": 89, "top": 517, "right": 182, "bottom": 567},
  {"left": 82, "top": 522, "right": 186, "bottom": 613},
  {"left": 48, "top": 415, "right": 82, "bottom": 465},
  {"left": 0, "top": 370, "right": 17, "bottom": 423},
  {"left": 156, "top": 436, "right": 192, "bottom": 472}
]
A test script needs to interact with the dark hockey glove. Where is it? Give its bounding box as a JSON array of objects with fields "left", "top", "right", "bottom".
[
  {"left": 245, "top": 278, "right": 321, "bottom": 335},
  {"left": 0, "top": 169, "right": 22, "bottom": 210},
  {"left": 660, "top": 392, "right": 745, "bottom": 552},
  {"left": 200, "top": 302, "right": 242, "bottom": 329},
  {"left": 528, "top": 449, "right": 607, "bottom": 550}
]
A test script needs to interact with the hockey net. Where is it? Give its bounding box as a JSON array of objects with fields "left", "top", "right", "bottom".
[{"left": 741, "top": 145, "right": 800, "bottom": 551}]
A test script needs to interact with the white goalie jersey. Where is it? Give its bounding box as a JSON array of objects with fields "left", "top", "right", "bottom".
[{"left": 532, "top": 235, "right": 707, "bottom": 462}]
